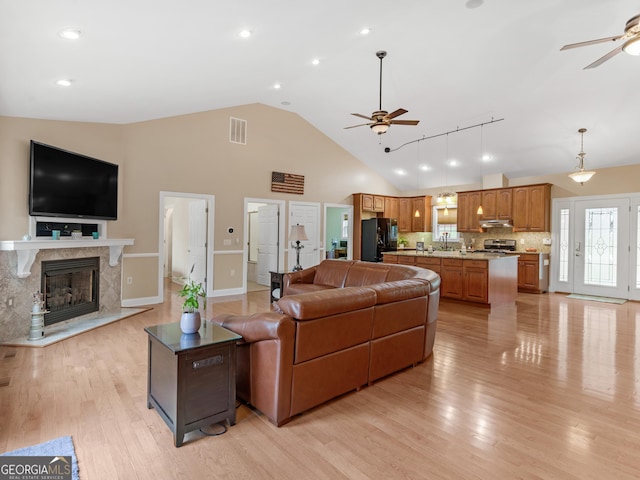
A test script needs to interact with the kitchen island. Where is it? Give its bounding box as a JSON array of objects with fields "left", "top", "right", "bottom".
[{"left": 383, "top": 250, "right": 518, "bottom": 306}]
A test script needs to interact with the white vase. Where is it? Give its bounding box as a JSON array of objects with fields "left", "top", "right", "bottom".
[{"left": 180, "top": 311, "right": 201, "bottom": 334}]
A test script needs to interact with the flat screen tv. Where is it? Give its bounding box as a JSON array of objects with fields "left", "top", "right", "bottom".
[{"left": 29, "top": 140, "right": 118, "bottom": 220}]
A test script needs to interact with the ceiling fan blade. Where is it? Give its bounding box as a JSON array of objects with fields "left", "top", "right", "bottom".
[
  {"left": 351, "top": 113, "right": 373, "bottom": 120},
  {"left": 344, "top": 122, "right": 374, "bottom": 129},
  {"left": 389, "top": 119, "right": 419, "bottom": 126},
  {"left": 584, "top": 44, "right": 624, "bottom": 69},
  {"left": 384, "top": 108, "right": 408, "bottom": 120},
  {"left": 560, "top": 34, "right": 623, "bottom": 50}
]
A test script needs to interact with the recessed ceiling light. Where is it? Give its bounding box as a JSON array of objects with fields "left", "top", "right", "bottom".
[
  {"left": 482, "top": 154, "right": 492, "bottom": 161},
  {"left": 56, "top": 79, "right": 72, "bottom": 87},
  {"left": 312, "top": 58, "right": 320, "bottom": 66},
  {"left": 420, "top": 165, "right": 430, "bottom": 171},
  {"left": 360, "top": 28, "right": 371, "bottom": 35},
  {"left": 465, "top": 0, "right": 484, "bottom": 8},
  {"left": 239, "top": 29, "right": 252, "bottom": 38},
  {"left": 59, "top": 28, "right": 81, "bottom": 40},
  {"left": 395, "top": 169, "right": 407, "bottom": 176},
  {"left": 274, "top": 83, "right": 281, "bottom": 89},
  {"left": 281, "top": 101, "right": 291, "bottom": 106},
  {"left": 449, "top": 160, "right": 458, "bottom": 167}
]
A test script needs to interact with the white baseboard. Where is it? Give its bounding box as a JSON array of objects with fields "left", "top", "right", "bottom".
[
  {"left": 211, "top": 287, "right": 245, "bottom": 297},
  {"left": 122, "top": 296, "right": 162, "bottom": 307}
]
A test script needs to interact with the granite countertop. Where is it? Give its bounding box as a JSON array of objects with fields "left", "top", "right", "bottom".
[{"left": 384, "top": 250, "right": 518, "bottom": 260}]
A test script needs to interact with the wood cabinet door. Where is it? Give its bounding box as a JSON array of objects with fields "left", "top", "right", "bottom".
[
  {"left": 463, "top": 267, "right": 488, "bottom": 303},
  {"left": 457, "top": 193, "right": 470, "bottom": 232},
  {"left": 480, "top": 190, "right": 497, "bottom": 220},
  {"left": 527, "top": 184, "right": 550, "bottom": 231},
  {"left": 384, "top": 197, "right": 398, "bottom": 220},
  {"left": 398, "top": 198, "right": 412, "bottom": 232},
  {"left": 497, "top": 188, "right": 513, "bottom": 220},
  {"left": 468, "top": 191, "right": 482, "bottom": 231},
  {"left": 512, "top": 186, "right": 530, "bottom": 231},
  {"left": 518, "top": 259, "right": 540, "bottom": 290},
  {"left": 411, "top": 196, "right": 432, "bottom": 232},
  {"left": 362, "top": 194, "right": 374, "bottom": 212},
  {"left": 373, "top": 195, "right": 385, "bottom": 212},
  {"left": 441, "top": 265, "right": 463, "bottom": 299}
]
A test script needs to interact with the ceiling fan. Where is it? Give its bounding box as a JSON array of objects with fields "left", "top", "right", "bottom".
[
  {"left": 345, "top": 50, "right": 419, "bottom": 135},
  {"left": 560, "top": 13, "right": 640, "bottom": 69}
]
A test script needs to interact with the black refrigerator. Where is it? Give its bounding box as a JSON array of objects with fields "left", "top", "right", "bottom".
[{"left": 361, "top": 218, "right": 398, "bottom": 262}]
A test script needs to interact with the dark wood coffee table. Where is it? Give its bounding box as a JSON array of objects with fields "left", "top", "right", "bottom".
[{"left": 145, "top": 321, "right": 242, "bottom": 447}]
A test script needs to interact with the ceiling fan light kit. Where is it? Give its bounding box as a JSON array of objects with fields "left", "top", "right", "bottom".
[
  {"left": 623, "top": 36, "right": 640, "bottom": 55},
  {"left": 569, "top": 128, "right": 596, "bottom": 185},
  {"left": 345, "top": 50, "right": 419, "bottom": 135}
]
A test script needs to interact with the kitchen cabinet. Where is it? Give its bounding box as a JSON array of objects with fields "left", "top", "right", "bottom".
[
  {"left": 510, "top": 252, "right": 549, "bottom": 293},
  {"left": 384, "top": 196, "right": 399, "bottom": 220},
  {"left": 398, "top": 198, "right": 412, "bottom": 233},
  {"left": 481, "top": 188, "right": 512, "bottom": 221},
  {"left": 512, "top": 184, "right": 551, "bottom": 232},
  {"left": 383, "top": 252, "right": 517, "bottom": 306},
  {"left": 411, "top": 196, "right": 433, "bottom": 232},
  {"left": 441, "top": 259, "right": 463, "bottom": 299},
  {"left": 463, "top": 260, "right": 488, "bottom": 303},
  {"left": 457, "top": 191, "right": 483, "bottom": 232},
  {"left": 362, "top": 194, "right": 384, "bottom": 212}
]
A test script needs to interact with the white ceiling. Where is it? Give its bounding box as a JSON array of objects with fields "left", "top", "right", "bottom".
[{"left": 2, "top": 0, "right": 639, "bottom": 191}]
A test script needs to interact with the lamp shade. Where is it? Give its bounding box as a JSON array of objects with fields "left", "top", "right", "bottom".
[
  {"left": 569, "top": 170, "right": 596, "bottom": 184},
  {"left": 289, "top": 224, "right": 308, "bottom": 242},
  {"left": 370, "top": 123, "right": 389, "bottom": 135},
  {"left": 623, "top": 36, "right": 640, "bottom": 56}
]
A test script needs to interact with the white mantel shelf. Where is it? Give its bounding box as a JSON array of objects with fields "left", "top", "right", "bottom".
[{"left": 0, "top": 238, "right": 134, "bottom": 278}]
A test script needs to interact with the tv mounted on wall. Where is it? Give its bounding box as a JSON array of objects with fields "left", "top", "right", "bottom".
[{"left": 29, "top": 140, "right": 118, "bottom": 220}]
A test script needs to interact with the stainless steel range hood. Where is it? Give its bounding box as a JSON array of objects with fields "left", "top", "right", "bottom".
[{"left": 480, "top": 219, "right": 513, "bottom": 228}]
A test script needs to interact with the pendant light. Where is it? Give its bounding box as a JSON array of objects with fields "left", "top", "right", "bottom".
[
  {"left": 569, "top": 128, "right": 596, "bottom": 185},
  {"left": 476, "top": 125, "right": 484, "bottom": 215}
]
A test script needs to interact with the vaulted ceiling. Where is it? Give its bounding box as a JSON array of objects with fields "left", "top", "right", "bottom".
[{"left": 1, "top": 0, "right": 639, "bottom": 190}]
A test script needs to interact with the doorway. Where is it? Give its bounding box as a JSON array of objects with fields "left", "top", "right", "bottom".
[
  {"left": 244, "top": 198, "right": 285, "bottom": 293},
  {"left": 551, "top": 193, "right": 640, "bottom": 300},
  {"left": 323, "top": 203, "right": 353, "bottom": 260},
  {"left": 288, "top": 201, "right": 321, "bottom": 271},
  {"left": 159, "top": 192, "right": 215, "bottom": 299}
]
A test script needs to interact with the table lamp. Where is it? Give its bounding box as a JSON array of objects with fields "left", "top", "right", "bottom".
[{"left": 289, "top": 224, "right": 308, "bottom": 271}]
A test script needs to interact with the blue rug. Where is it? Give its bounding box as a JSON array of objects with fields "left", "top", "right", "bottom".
[{"left": 1, "top": 435, "right": 79, "bottom": 479}]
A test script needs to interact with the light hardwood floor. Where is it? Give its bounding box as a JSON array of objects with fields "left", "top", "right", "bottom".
[{"left": 2, "top": 286, "right": 640, "bottom": 479}]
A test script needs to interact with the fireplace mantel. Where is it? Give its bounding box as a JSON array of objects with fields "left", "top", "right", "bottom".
[{"left": 0, "top": 238, "right": 134, "bottom": 278}]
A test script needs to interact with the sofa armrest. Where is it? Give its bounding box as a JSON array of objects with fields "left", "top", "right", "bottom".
[
  {"left": 283, "top": 267, "right": 317, "bottom": 296},
  {"left": 209, "top": 312, "right": 296, "bottom": 426}
]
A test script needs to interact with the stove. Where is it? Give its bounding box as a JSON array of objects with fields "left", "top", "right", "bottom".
[{"left": 473, "top": 238, "right": 517, "bottom": 253}]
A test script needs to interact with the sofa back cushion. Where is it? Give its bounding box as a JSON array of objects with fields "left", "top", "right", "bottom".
[
  {"left": 313, "top": 259, "right": 355, "bottom": 288},
  {"left": 344, "top": 262, "right": 391, "bottom": 287},
  {"left": 277, "top": 286, "right": 376, "bottom": 320}
]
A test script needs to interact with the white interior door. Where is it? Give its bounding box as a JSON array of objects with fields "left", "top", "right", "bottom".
[
  {"left": 574, "top": 198, "right": 629, "bottom": 298},
  {"left": 289, "top": 203, "right": 320, "bottom": 271},
  {"left": 257, "top": 204, "right": 280, "bottom": 285},
  {"left": 187, "top": 199, "right": 207, "bottom": 286}
]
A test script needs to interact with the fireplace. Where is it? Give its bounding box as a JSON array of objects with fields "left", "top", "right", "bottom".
[{"left": 41, "top": 257, "right": 100, "bottom": 326}]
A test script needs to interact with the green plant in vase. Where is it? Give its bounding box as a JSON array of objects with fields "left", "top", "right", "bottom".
[{"left": 178, "top": 267, "right": 206, "bottom": 334}]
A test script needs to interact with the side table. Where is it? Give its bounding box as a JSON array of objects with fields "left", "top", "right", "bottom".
[
  {"left": 269, "top": 271, "right": 285, "bottom": 302},
  {"left": 145, "top": 321, "right": 242, "bottom": 447}
]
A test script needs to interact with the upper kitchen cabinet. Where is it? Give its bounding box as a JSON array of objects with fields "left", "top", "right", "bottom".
[
  {"left": 411, "top": 196, "right": 433, "bottom": 232},
  {"left": 457, "top": 191, "right": 483, "bottom": 232},
  {"left": 398, "top": 198, "right": 413, "bottom": 233},
  {"left": 512, "top": 184, "right": 551, "bottom": 232},
  {"left": 362, "top": 194, "right": 385, "bottom": 212},
  {"left": 384, "top": 196, "right": 399, "bottom": 220},
  {"left": 481, "top": 188, "right": 512, "bottom": 221}
]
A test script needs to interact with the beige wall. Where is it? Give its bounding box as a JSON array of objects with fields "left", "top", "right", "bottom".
[
  {"left": 2, "top": 105, "right": 638, "bottom": 306},
  {"left": 0, "top": 104, "right": 398, "bottom": 304}
]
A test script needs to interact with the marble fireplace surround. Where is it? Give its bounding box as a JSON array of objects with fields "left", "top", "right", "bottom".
[{"left": 0, "top": 238, "right": 134, "bottom": 345}]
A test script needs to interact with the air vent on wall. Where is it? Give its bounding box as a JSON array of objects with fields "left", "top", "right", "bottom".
[{"left": 229, "top": 117, "right": 247, "bottom": 145}]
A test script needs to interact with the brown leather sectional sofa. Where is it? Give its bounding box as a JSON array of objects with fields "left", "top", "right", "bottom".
[{"left": 210, "top": 260, "right": 440, "bottom": 426}]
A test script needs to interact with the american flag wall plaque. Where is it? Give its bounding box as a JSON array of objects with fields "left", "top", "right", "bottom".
[{"left": 271, "top": 171, "right": 304, "bottom": 194}]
